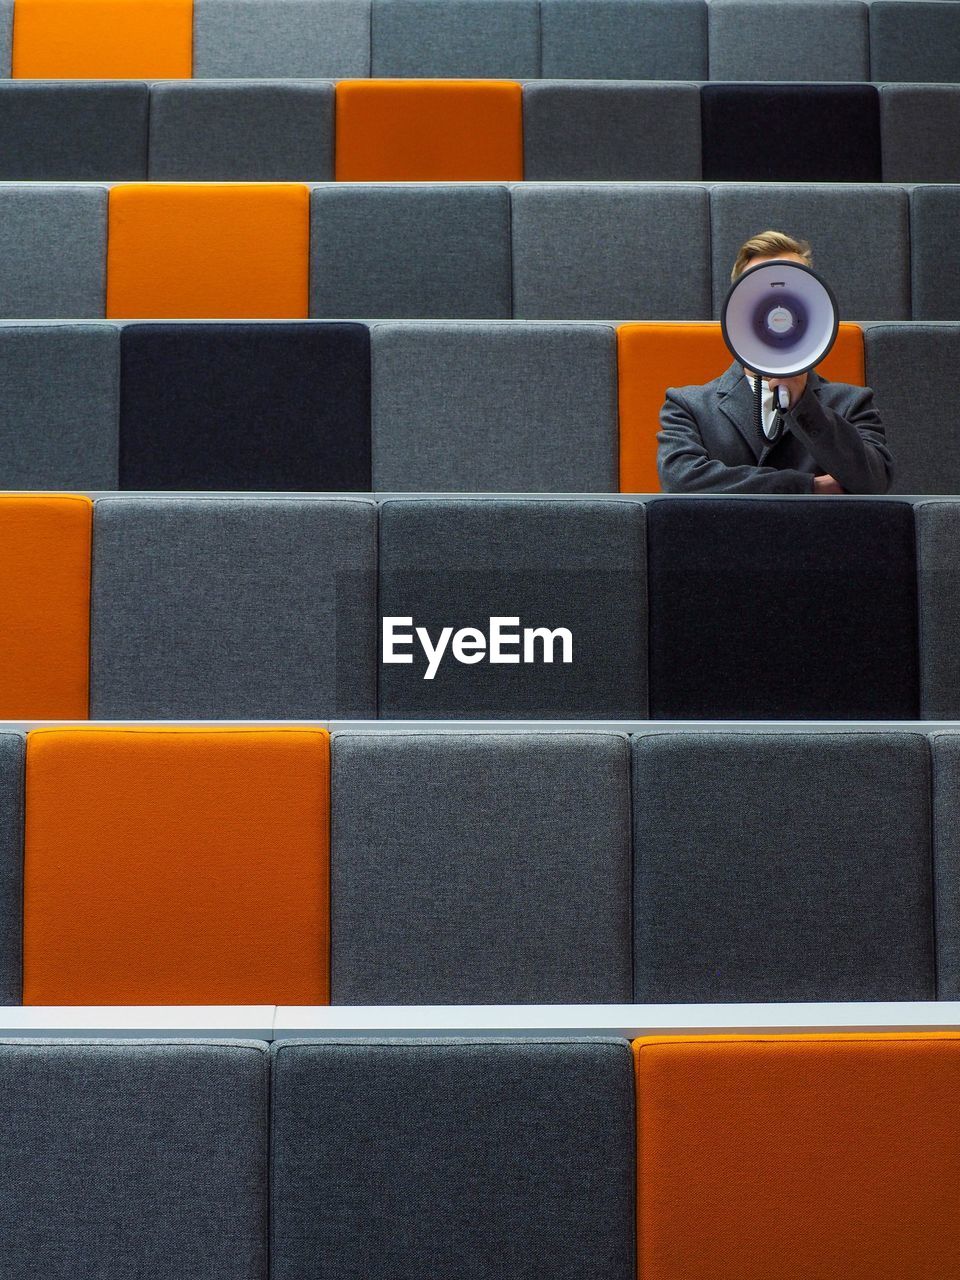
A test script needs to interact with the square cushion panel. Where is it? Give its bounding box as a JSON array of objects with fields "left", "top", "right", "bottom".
[
  {"left": 331, "top": 732, "right": 633, "bottom": 1004},
  {"left": 193, "top": 0, "right": 370, "bottom": 78},
  {"left": 22, "top": 727, "right": 331, "bottom": 1005},
  {"left": 12, "top": 0, "right": 192, "bottom": 78},
  {"left": 701, "top": 84, "right": 881, "bottom": 183},
  {"left": 149, "top": 81, "right": 334, "bottom": 182},
  {"left": 0, "top": 184, "right": 106, "bottom": 318},
  {"left": 931, "top": 733, "right": 960, "bottom": 998},
  {"left": 0, "top": 82, "right": 147, "bottom": 180},
  {"left": 106, "top": 183, "right": 309, "bottom": 319},
  {"left": 372, "top": 0, "right": 539, "bottom": 78},
  {"left": 0, "top": 734, "right": 23, "bottom": 1006},
  {"left": 911, "top": 187, "right": 960, "bottom": 321},
  {"left": 617, "top": 321, "right": 864, "bottom": 493},
  {"left": 870, "top": 1, "right": 960, "bottom": 83},
  {"left": 646, "top": 499, "right": 919, "bottom": 719},
  {"left": 0, "top": 324, "right": 119, "bottom": 489},
  {"left": 333, "top": 80, "right": 523, "bottom": 181},
  {"left": 370, "top": 321, "right": 618, "bottom": 491},
  {"left": 0, "top": 1040, "right": 268, "bottom": 1280},
  {"left": 708, "top": 0, "right": 869, "bottom": 81},
  {"left": 917, "top": 502, "right": 960, "bottom": 719},
  {"left": 90, "top": 497, "right": 378, "bottom": 719},
  {"left": 271, "top": 1039, "right": 636, "bottom": 1280},
  {"left": 0, "top": 0, "right": 10, "bottom": 76},
  {"left": 119, "top": 323, "right": 371, "bottom": 491},
  {"left": 881, "top": 87, "right": 960, "bottom": 184},
  {"left": 635, "top": 1034, "right": 960, "bottom": 1279},
  {"left": 539, "top": 0, "right": 707, "bottom": 79},
  {"left": 632, "top": 732, "right": 934, "bottom": 1003},
  {"left": 0, "top": 496, "right": 91, "bottom": 720},
  {"left": 378, "top": 498, "right": 647, "bottom": 718}
]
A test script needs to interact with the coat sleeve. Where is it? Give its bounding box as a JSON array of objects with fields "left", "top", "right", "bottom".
[
  {"left": 657, "top": 387, "right": 816, "bottom": 494},
  {"left": 784, "top": 383, "right": 893, "bottom": 495}
]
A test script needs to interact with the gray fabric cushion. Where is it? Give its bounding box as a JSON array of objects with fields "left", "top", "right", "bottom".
[
  {"left": 377, "top": 498, "right": 647, "bottom": 718},
  {"left": 931, "top": 734, "right": 960, "bottom": 998},
  {"left": 881, "top": 86, "right": 960, "bottom": 183},
  {"left": 0, "top": 83, "right": 147, "bottom": 180},
  {"left": 0, "top": 324, "right": 118, "bottom": 489},
  {"left": 270, "top": 1038, "right": 636, "bottom": 1280},
  {"left": 911, "top": 186, "right": 960, "bottom": 321},
  {"left": 709, "top": 0, "right": 869, "bottom": 81},
  {"left": 0, "top": 0, "right": 10, "bottom": 78},
  {"left": 0, "top": 185, "right": 106, "bottom": 318},
  {"left": 512, "top": 183, "right": 711, "bottom": 320},
  {"left": 864, "top": 323, "right": 960, "bottom": 494},
  {"left": 522, "top": 81, "right": 701, "bottom": 181},
  {"left": 90, "top": 497, "right": 377, "bottom": 719},
  {"left": 710, "top": 183, "right": 910, "bottom": 320},
  {"left": 871, "top": 1, "right": 960, "bottom": 82},
  {"left": 539, "top": 0, "right": 707, "bottom": 79},
  {"left": 0, "top": 734, "right": 22, "bottom": 1006},
  {"left": 917, "top": 502, "right": 960, "bottom": 718},
  {"left": 310, "top": 184, "right": 511, "bottom": 319},
  {"left": 372, "top": 0, "right": 539, "bottom": 77},
  {"left": 193, "top": 0, "right": 370, "bottom": 77},
  {"left": 0, "top": 1040, "right": 268, "bottom": 1280},
  {"left": 370, "top": 321, "right": 618, "bottom": 491},
  {"left": 148, "top": 81, "right": 333, "bottom": 181},
  {"left": 633, "top": 732, "right": 935, "bottom": 1003},
  {"left": 331, "top": 732, "right": 633, "bottom": 1004}
]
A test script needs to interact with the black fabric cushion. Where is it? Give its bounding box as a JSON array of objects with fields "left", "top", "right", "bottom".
[
  {"left": 701, "top": 84, "right": 881, "bottom": 182},
  {"left": 0, "top": 83, "right": 148, "bottom": 180},
  {"left": 647, "top": 498, "right": 919, "bottom": 719},
  {"left": 120, "top": 322, "right": 371, "bottom": 491}
]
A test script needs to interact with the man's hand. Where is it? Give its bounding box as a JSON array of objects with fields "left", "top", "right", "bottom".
[
  {"left": 813, "top": 474, "right": 844, "bottom": 494},
  {"left": 768, "top": 371, "right": 808, "bottom": 410}
]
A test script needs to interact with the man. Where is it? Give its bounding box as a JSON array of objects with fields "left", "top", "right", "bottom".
[{"left": 657, "top": 231, "right": 893, "bottom": 494}]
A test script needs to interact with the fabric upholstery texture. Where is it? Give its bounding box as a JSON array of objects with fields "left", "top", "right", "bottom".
[
  {"left": 635, "top": 1034, "right": 960, "bottom": 1280},
  {"left": 0, "top": 184, "right": 106, "bottom": 317},
  {"left": 194, "top": 0, "right": 370, "bottom": 78},
  {"left": 917, "top": 502, "right": 960, "bottom": 719},
  {"left": 370, "top": 321, "right": 618, "bottom": 491},
  {"left": 119, "top": 322, "right": 371, "bottom": 490},
  {"left": 0, "top": 324, "right": 119, "bottom": 489},
  {"left": 617, "top": 321, "right": 864, "bottom": 492},
  {"left": 0, "top": 1040, "right": 268, "bottom": 1279},
  {"left": 523, "top": 81, "right": 701, "bottom": 181},
  {"left": 0, "top": 496, "right": 91, "bottom": 720},
  {"left": 12, "top": 0, "right": 193, "bottom": 78},
  {"left": 931, "top": 734, "right": 960, "bottom": 998},
  {"left": 334, "top": 80, "right": 523, "bottom": 180},
  {"left": 23, "top": 728, "right": 331, "bottom": 1005},
  {"left": 539, "top": 0, "right": 707, "bottom": 79},
  {"left": 378, "top": 498, "right": 647, "bottom": 718},
  {"left": 701, "top": 84, "right": 881, "bottom": 183},
  {"left": 271, "top": 1038, "right": 636, "bottom": 1280},
  {"left": 372, "top": 0, "right": 539, "bottom": 77},
  {"left": 148, "top": 81, "right": 334, "bottom": 181},
  {"left": 710, "top": 183, "right": 911, "bottom": 320},
  {"left": 708, "top": 0, "right": 869, "bottom": 81},
  {"left": 0, "top": 82, "right": 147, "bottom": 179},
  {"left": 0, "top": 734, "right": 23, "bottom": 1006},
  {"left": 331, "top": 732, "right": 633, "bottom": 1003},
  {"left": 90, "top": 497, "right": 378, "bottom": 719},
  {"left": 310, "top": 184, "right": 512, "bottom": 318},
  {"left": 106, "top": 182, "right": 310, "bottom": 319},
  {"left": 911, "top": 186, "right": 960, "bottom": 321},
  {"left": 511, "top": 183, "right": 711, "bottom": 320},
  {"left": 881, "top": 86, "right": 960, "bottom": 183},
  {"left": 0, "top": 0, "right": 10, "bottom": 77},
  {"left": 646, "top": 498, "right": 919, "bottom": 719},
  {"left": 632, "top": 732, "right": 934, "bottom": 1003},
  {"left": 870, "top": 1, "right": 960, "bottom": 83}
]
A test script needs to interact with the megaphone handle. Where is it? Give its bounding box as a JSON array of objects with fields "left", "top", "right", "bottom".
[{"left": 776, "top": 384, "right": 790, "bottom": 411}]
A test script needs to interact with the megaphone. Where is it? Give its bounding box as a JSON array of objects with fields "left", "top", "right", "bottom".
[{"left": 721, "top": 260, "right": 839, "bottom": 412}]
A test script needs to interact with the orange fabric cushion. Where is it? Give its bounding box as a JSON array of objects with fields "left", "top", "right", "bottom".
[
  {"left": 23, "top": 726, "right": 330, "bottom": 1005},
  {"left": 335, "top": 80, "right": 523, "bottom": 180},
  {"left": 635, "top": 1033, "right": 960, "bottom": 1280},
  {"left": 0, "top": 496, "right": 91, "bottom": 720},
  {"left": 106, "top": 183, "right": 310, "bottom": 319},
  {"left": 617, "top": 322, "right": 865, "bottom": 493},
  {"left": 12, "top": 0, "right": 193, "bottom": 79}
]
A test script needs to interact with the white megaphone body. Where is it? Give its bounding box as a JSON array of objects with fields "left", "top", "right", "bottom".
[{"left": 721, "top": 259, "right": 839, "bottom": 414}]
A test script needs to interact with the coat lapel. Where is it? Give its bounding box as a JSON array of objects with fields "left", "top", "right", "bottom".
[{"left": 717, "top": 362, "right": 825, "bottom": 464}]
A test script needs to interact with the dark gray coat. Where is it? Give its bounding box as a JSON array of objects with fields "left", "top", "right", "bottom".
[{"left": 657, "top": 362, "right": 893, "bottom": 494}]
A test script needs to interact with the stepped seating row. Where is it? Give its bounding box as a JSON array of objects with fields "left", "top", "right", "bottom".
[
  {"left": 5, "top": 494, "right": 958, "bottom": 721},
  {"left": 1, "top": 80, "right": 959, "bottom": 184},
  {"left": 1, "top": 726, "right": 960, "bottom": 1005},
  {"left": 2, "top": 0, "right": 957, "bottom": 83},
  {"left": 6, "top": 1034, "right": 960, "bottom": 1280},
  {"left": 2, "top": 181, "right": 956, "bottom": 321}
]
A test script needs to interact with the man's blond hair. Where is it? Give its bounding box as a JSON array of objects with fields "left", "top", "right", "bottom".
[{"left": 731, "top": 230, "right": 813, "bottom": 282}]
